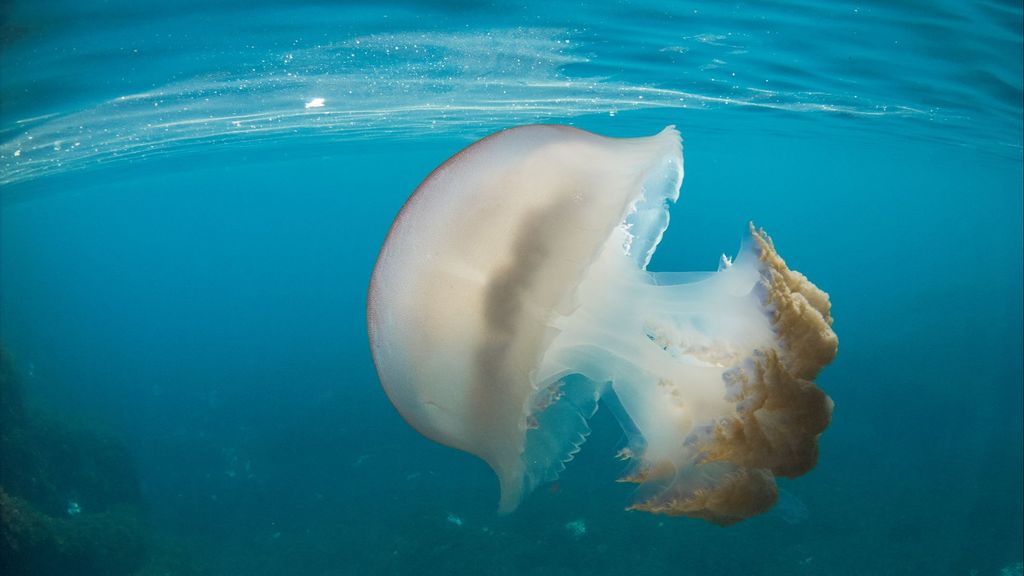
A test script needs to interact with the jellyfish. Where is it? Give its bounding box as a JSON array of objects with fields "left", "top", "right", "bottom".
[{"left": 367, "top": 125, "right": 837, "bottom": 525}]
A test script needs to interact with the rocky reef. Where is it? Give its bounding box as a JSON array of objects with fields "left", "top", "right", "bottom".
[{"left": 0, "top": 349, "right": 147, "bottom": 575}]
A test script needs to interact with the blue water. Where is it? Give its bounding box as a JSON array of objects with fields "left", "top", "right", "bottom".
[{"left": 1, "top": 1, "right": 1021, "bottom": 574}]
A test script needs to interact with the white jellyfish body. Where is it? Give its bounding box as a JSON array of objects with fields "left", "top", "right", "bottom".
[{"left": 368, "top": 125, "right": 837, "bottom": 525}]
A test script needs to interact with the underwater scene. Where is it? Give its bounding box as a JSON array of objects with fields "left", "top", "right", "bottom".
[{"left": 1, "top": 1, "right": 1021, "bottom": 575}]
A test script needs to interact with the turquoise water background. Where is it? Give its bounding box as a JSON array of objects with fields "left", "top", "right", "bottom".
[{"left": 1, "top": 1, "right": 1022, "bottom": 574}]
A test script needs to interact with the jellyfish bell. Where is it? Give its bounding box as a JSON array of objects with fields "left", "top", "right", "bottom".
[{"left": 367, "top": 124, "right": 837, "bottom": 525}]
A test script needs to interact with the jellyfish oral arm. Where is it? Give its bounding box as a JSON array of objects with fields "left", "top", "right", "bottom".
[{"left": 530, "top": 221, "right": 836, "bottom": 524}]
